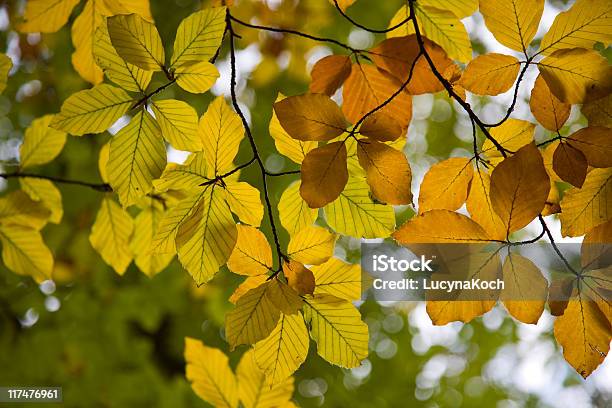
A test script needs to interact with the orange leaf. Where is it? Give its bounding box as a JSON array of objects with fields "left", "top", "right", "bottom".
[
  {"left": 529, "top": 74, "right": 570, "bottom": 131},
  {"left": 418, "top": 157, "right": 473, "bottom": 214},
  {"left": 309, "top": 55, "right": 352, "bottom": 96}
]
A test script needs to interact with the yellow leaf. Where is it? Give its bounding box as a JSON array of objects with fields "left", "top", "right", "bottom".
[
  {"left": 283, "top": 260, "right": 315, "bottom": 296},
  {"left": 559, "top": 168, "right": 612, "bottom": 237},
  {"left": 267, "top": 278, "right": 303, "bottom": 315},
  {"left": 539, "top": 0, "right": 612, "bottom": 56},
  {"left": 98, "top": 142, "right": 110, "bottom": 183},
  {"left": 309, "top": 55, "right": 352, "bottom": 96},
  {"left": 184, "top": 337, "right": 239, "bottom": 408},
  {"left": 18, "top": 0, "right": 80, "bottom": 33},
  {"left": 538, "top": 48, "right": 612, "bottom": 104},
  {"left": 501, "top": 253, "right": 547, "bottom": 324},
  {"left": 175, "top": 61, "right": 219, "bottom": 94},
  {"left": 107, "top": 13, "right": 165, "bottom": 71},
  {"left": 0, "top": 190, "right": 51, "bottom": 230},
  {"left": 237, "top": 349, "right": 294, "bottom": 408},
  {"left": 176, "top": 187, "right": 237, "bottom": 285},
  {"left": 554, "top": 295, "right": 611, "bottom": 378},
  {"left": 0, "top": 53, "right": 12, "bottom": 93},
  {"left": 89, "top": 196, "right": 134, "bottom": 275},
  {"left": 20, "top": 178, "right": 63, "bottom": 224},
  {"left": 426, "top": 300, "right": 496, "bottom": 325},
  {"left": 357, "top": 139, "right": 412, "bottom": 205},
  {"left": 490, "top": 143, "right": 550, "bottom": 235},
  {"left": 582, "top": 94, "right": 612, "bottom": 128},
  {"left": 227, "top": 225, "right": 272, "bottom": 276},
  {"left": 19, "top": 115, "right": 67, "bottom": 169},
  {"left": 393, "top": 209, "right": 490, "bottom": 243},
  {"left": 150, "top": 189, "right": 206, "bottom": 253},
  {"left": 303, "top": 294, "right": 369, "bottom": 368},
  {"left": 459, "top": 53, "right": 520, "bottom": 96},
  {"left": 199, "top": 96, "right": 244, "bottom": 177},
  {"left": 479, "top": 0, "right": 544, "bottom": 53},
  {"left": 269, "top": 94, "right": 317, "bottom": 164},
  {"left": 0, "top": 224, "right": 53, "bottom": 282},
  {"left": 300, "top": 142, "right": 348, "bottom": 208},
  {"left": 287, "top": 225, "right": 336, "bottom": 266},
  {"left": 324, "top": 176, "right": 395, "bottom": 238},
  {"left": 310, "top": 257, "right": 361, "bottom": 300},
  {"left": 481, "top": 118, "right": 534, "bottom": 161},
  {"left": 552, "top": 141, "right": 588, "bottom": 188},
  {"left": 108, "top": 110, "right": 167, "bottom": 207},
  {"left": 411, "top": 4, "right": 473, "bottom": 62},
  {"left": 419, "top": 157, "right": 473, "bottom": 214},
  {"left": 225, "top": 280, "right": 281, "bottom": 348},
  {"left": 567, "top": 126, "right": 612, "bottom": 168},
  {"left": 223, "top": 178, "right": 264, "bottom": 227},
  {"left": 342, "top": 63, "right": 412, "bottom": 128},
  {"left": 254, "top": 313, "right": 308, "bottom": 385},
  {"left": 93, "top": 22, "right": 152, "bottom": 92},
  {"left": 171, "top": 7, "right": 226, "bottom": 68},
  {"left": 466, "top": 168, "right": 506, "bottom": 241},
  {"left": 51, "top": 84, "right": 133, "bottom": 136},
  {"left": 423, "top": 0, "right": 478, "bottom": 18},
  {"left": 152, "top": 99, "right": 202, "bottom": 152},
  {"left": 278, "top": 181, "right": 318, "bottom": 235},
  {"left": 529, "top": 74, "right": 571, "bottom": 132},
  {"left": 230, "top": 275, "right": 268, "bottom": 304},
  {"left": 130, "top": 203, "right": 174, "bottom": 277},
  {"left": 273, "top": 94, "right": 347, "bottom": 142},
  {"left": 153, "top": 153, "right": 209, "bottom": 192}
]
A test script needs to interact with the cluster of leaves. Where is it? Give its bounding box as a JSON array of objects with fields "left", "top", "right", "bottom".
[{"left": 1, "top": 0, "right": 611, "bottom": 404}]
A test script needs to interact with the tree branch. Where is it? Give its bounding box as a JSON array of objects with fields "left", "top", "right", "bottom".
[
  {"left": 0, "top": 172, "right": 111, "bottom": 192},
  {"left": 227, "top": 11, "right": 289, "bottom": 267},
  {"left": 332, "top": 0, "right": 412, "bottom": 34}
]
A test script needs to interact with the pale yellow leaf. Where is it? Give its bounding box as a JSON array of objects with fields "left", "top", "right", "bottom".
[
  {"left": 19, "top": 178, "right": 63, "bottom": 224},
  {"left": 175, "top": 61, "right": 219, "bottom": 94},
  {"left": 223, "top": 178, "right": 264, "bottom": 227},
  {"left": 153, "top": 153, "right": 208, "bottom": 192},
  {"left": 278, "top": 181, "right": 318, "bottom": 236},
  {"left": 107, "top": 13, "right": 165, "bottom": 71},
  {"left": 51, "top": 84, "right": 133, "bottom": 136},
  {"left": 171, "top": 7, "right": 226, "bottom": 68},
  {"left": 184, "top": 337, "right": 239, "bottom": 408},
  {"left": 237, "top": 349, "right": 294, "bottom": 408},
  {"left": 466, "top": 167, "right": 506, "bottom": 241},
  {"left": 130, "top": 203, "right": 174, "bottom": 277},
  {"left": 303, "top": 294, "right": 369, "bottom": 368},
  {"left": 254, "top": 313, "right": 308, "bottom": 385},
  {"left": 0, "top": 224, "right": 53, "bottom": 282},
  {"left": 108, "top": 110, "right": 167, "bottom": 207},
  {"left": 152, "top": 99, "right": 202, "bottom": 152},
  {"left": 0, "top": 54, "right": 12, "bottom": 94},
  {"left": 19, "top": 115, "right": 67, "bottom": 169},
  {"left": 324, "top": 176, "right": 395, "bottom": 238},
  {"left": 89, "top": 196, "right": 134, "bottom": 275},
  {"left": 0, "top": 190, "right": 51, "bottom": 230}
]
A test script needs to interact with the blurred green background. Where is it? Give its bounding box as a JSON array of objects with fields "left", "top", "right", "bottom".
[{"left": 0, "top": 0, "right": 610, "bottom": 407}]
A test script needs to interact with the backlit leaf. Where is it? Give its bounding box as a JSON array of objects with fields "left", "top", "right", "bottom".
[
  {"left": 107, "top": 13, "right": 165, "bottom": 71},
  {"left": 567, "top": 126, "right": 612, "bottom": 168},
  {"left": 466, "top": 167, "right": 506, "bottom": 241},
  {"left": 0, "top": 54, "right": 12, "bottom": 93},
  {"left": 300, "top": 142, "right": 348, "bottom": 208},
  {"left": 310, "top": 257, "right": 361, "bottom": 300},
  {"left": 223, "top": 178, "right": 264, "bottom": 227},
  {"left": 175, "top": 61, "right": 220, "bottom": 94},
  {"left": 18, "top": 0, "right": 80, "bottom": 33},
  {"left": 171, "top": 7, "right": 226, "bottom": 68},
  {"left": 0, "top": 190, "right": 51, "bottom": 230},
  {"left": 89, "top": 196, "right": 134, "bottom": 275},
  {"left": 278, "top": 181, "right": 318, "bottom": 236},
  {"left": 479, "top": 0, "right": 544, "bottom": 53},
  {"left": 582, "top": 94, "right": 612, "bottom": 128},
  {"left": 108, "top": 110, "right": 167, "bottom": 207},
  {"left": 490, "top": 143, "right": 550, "bottom": 235},
  {"left": 130, "top": 202, "right": 174, "bottom": 277},
  {"left": 269, "top": 94, "right": 317, "bottom": 164},
  {"left": 309, "top": 55, "right": 352, "bottom": 96},
  {"left": 357, "top": 139, "right": 412, "bottom": 205},
  {"left": 287, "top": 226, "right": 336, "bottom": 266},
  {"left": 152, "top": 99, "right": 201, "bottom": 152},
  {"left": 552, "top": 141, "right": 587, "bottom": 188},
  {"left": 267, "top": 278, "right": 303, "bottom": 315},
  {"left": 227, "top": 225, "right": 272, "bottom": 276},
  {"left": 419, "top": 157, "right": 473, "bottom": 214},
  {"left": 237, "top": 349, "right": 294, "bottom": 408},
  {"left": 0, "top": 224, "right": 53, "bottom": 283},
  {"left": 19, "top": 115, "right": 67, "bottom": 170},
  {"left": 501, "top": 253, "right": 547, "bottom": 324},
  {"left": 394, "top": 210, "right": 490, "bottom": 243},
  {"left": 51, "top": 84, "right": 133, "bottom": 136},
  {"left": 459, "top": 53, "right": 520, "bottom": 96},
  {"left": 481, "top": 118, "right": 534, "bottom": 162},
  {"left": 19, "top": 178, "right": 63, "bottom": 224},
  {"left": 303, "top": 294, "right": 369, "bottom": 368},
  {"left": 529, "top": 74, "right": 570, "bottom": 132},
  {"left": 283, "top": 260, "right": 315, "bottom": 296}
]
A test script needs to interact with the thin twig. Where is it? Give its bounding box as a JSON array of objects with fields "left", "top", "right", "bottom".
[
  {"left": 538, "top": 215, "right": 580, "bottom": 277},
  {"left": 227, "top": 11, "right": 289, "bottom": 268},
  {"left": 332, "top": 0, "right": 411, "bottom": 34},
  {"left": 0, "top": 172, "right": 111, "bottom": 192},
  {"left": 131, "top": 78, "right": 177, "bottom": 110}
]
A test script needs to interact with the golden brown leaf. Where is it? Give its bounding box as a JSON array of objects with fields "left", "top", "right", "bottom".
[
  {"left": 359, "top": 112, "right": 403, "bottom": 142},
  {"left": 393, "top": 210, "right": 490, "bottom": 244},
  {"left": 309, "top": 55, "right": 352, "bottom": 96},
  {"left": 529, "top": 74, "right": 570, "bottom": 131},
  {"left": 552, "top": 141, "right": 588, "bottom": 188},
  {"left": 419, "top": 157, "right": 473, "bottom": 214},
  {"left": 567, "top": 126, "right": 612, "bottom": 168},
  {"left": 283, "top": 260, "right": 315, "bottom": 296},
  {"left": 459, "top": 53, "right": 520, "bottom": 96},
  {"left": 501, "top": 253, "right": 548, "bottom": 324},
  {"left": 300, "top": 142, "right": 348, "bottom": 208}
]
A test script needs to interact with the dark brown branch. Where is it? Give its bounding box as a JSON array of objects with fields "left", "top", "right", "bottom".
[
  {"left": 0, "top": 172, "right": 111, "bottom": 192},
  {"left": 538, "top": 215, "right": 580, "bottom": 277},
  {"left": 228, "top": 14, "right": 361, "bottom": 54},
  {"left": 131, "top": 78, "right": 177, "bottom": 110},
  {"left": 227, "top": 11, "right": 289, "bottom": 268},
  {"left": 199, "top": 157, "right": 257, "bottom": 186},
  {"left": 332, "top": 0, "right": 411, "bottom": 34},
  {"left": 266, "top": 169, "right": 300, "bottom": 177}
]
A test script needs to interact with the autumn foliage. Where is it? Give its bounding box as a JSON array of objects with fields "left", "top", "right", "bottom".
[{"left": 1, "top": 0, "right": 612, "bottom": 405}]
